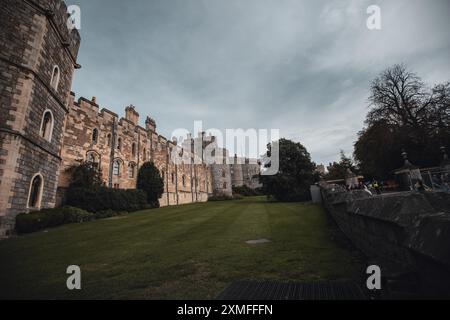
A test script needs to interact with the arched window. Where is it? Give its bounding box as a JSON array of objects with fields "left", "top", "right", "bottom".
[
  {"left": 171, "top": 172, "right": 175, "bottom": 184},
  {"left": 113, "top": 160, "right": 120, "bottom": 176},
  {"left": 117, "top": 138, "right": 122, "bottom": 150},
  {"left": 39, "top": 110, "right": 54, "bottom": 141},
  {"left": 182, "top": 175, "right": 186, "bottom": 187},
  {"left": 107, "top": 134, "right": 112, "bottom": 147},
  {"left": 50, "top": 65, "right": 60, "bottom": 91},
  {"left": 132, "top": 143, "right": 136, "bottom": 157},
  {"left": 128, "top": 163, "right": 136, "bottom": 178},
  {"left": 86, "top": 151, "right": 99, "bottom": 168},
  {"left": 143, "top": 148, "right": 147, "bottom": 161},
  {"left": 92, "top": 128, "right": 98, "bottom": 144},
  {"left": 28, "top": 173, "right": 43, "bottom": 209}
]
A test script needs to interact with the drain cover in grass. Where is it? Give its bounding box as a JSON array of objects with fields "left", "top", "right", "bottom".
[{"left": 246, "top": 239, "right": 271, "bottom": 244}]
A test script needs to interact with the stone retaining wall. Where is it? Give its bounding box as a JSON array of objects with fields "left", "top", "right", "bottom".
[{"left": 321, "top": 185, "right": 450, "bottom": 297}]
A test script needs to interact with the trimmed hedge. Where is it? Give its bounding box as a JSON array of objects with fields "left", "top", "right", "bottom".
[
  {"left": 16, "top": 207, "right": 94, "bottom": 234},
  {"left": 208, "top": 194, "right": 243, "bottom": 201},
  {"left": 232, "top": 185, "right": 261, "bottom": 197},
  {"left": 66, "top": 187, "right": 148, "bottom": 213}
]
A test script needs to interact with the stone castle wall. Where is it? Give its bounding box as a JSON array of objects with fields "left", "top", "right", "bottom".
[
  {"left": 0, "top": 0, "right": 80, "bottom": 234},
  {"left": 321, "top": 185, "right": 450, "bottom": 297},
  {"left": 58, "top": 94, "right": 213, "bottom": 207}
]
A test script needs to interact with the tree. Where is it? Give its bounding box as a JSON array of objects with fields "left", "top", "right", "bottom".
[
  {"left": 354, "top": 65, "right": 450, "bottom": 179},
  {"left": 259, "top": 138, "right": 317, "bottom": 202},
  {"left": 67, "top": 161, "right": 103, "bottom": 190},
  {"left": 137, "top": 161, "right": 164, "bottom": 208},
  {"left": 325, "top": 151, "right": 357, "bottom": 181}
]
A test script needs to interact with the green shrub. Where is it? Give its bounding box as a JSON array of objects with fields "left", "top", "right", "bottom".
[
  {"left": 232, "top": 185, "right": 261, "bottom": 197},
  {"left": 15, "top": 207, "right": 93, "bottom": 234},
  {"left": 66, "top": 187, "right": 148, "bottom": 213},
  {"left": 137, "top": 161, "right": 164, "bottom": 206},
  {"left": 208, "top": 194, "right": 234, "bottom": 201}
]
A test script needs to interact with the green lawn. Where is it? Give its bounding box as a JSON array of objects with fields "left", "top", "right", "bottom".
[{"left": 0, "top": 197, "right": 365, "bottom": 299}]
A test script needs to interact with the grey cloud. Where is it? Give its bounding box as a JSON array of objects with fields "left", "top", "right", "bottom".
[{"left": 70, "top": 0, "right": 450, "bottom": 165}]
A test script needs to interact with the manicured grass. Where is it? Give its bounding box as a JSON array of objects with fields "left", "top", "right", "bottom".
[{"left": 0, "top": 197, "right": 365, "bottom": 299}]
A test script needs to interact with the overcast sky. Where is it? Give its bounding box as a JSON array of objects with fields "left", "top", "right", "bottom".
[{"left": 70, "top": 0, "right": 450, "bottom": 165}]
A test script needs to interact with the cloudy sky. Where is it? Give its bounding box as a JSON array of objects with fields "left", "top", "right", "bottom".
[{"left": 70, "top": 0, "right": 450, "bottom": 165}]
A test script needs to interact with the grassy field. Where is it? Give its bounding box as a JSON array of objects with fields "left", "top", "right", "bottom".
[{"left": 0, "top": 197, "right": 365, "bottom": 299}]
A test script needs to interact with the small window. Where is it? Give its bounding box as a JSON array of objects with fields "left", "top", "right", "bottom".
[
  {"left": 132, "top": 143, "right": 136, "bottom": 157},
  {"left": 171, "top": 172, "right": 175, "bottom": 184},
  {"left": 40, "top": 110, "right": 54, "bottom": 141},
  {"left": 107, "top": 133, "right": 112, "bottom": 147},
  {"left": 50, "top": 65, "right": 60, "bottom": 91},
  {"left": 182, "top": 175, "right": 186, "bottom": 187},
  {"left": 222, "top": 170, "right": 226, "bottom": 178},
  {"left": 28, "top": 173, "right": 43, "bottom": 209},
  {"left": 92, "top": 129, "right": 98, "bottom": 144},
  {"left": 143, "top": 148, "right": 147, "bottom": 161},
  {"left": 128, "top": 163, "right": 135, "bottom": 178},
  {"left": 223, "top": 182, "right": 227, "bottom": 189},
  {"left": 86, "top": 152, "right": 99, "bottom": 168},
  {"left": 113, "top": 160, "right": 120, "bottom": 176},
  {"left": 117, "top": 138, "right": 122, "bottom": 150}
]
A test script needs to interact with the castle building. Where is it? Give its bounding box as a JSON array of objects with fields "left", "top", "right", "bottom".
[
  {"left": 0, "top": 0, "right": 81, "bottom": 235},
  {"left": 0, "top": 0, "right": 261, "bottom": 236}
]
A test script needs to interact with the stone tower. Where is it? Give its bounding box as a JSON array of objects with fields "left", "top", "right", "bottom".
[{"left": 0, "top": 0, "right": 81, "bottom": 235}]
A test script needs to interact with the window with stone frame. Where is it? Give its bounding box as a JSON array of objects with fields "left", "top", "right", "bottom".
[
  {"left": 107, "top": 133, "right": 112, "bottom": 147},
  {"left": 171, "top": 172, "right": 175, "bottom": 184},
  {"left": 182, "top": 175, "right": 186, "bottom": 187},
  {"left": 40, "top": 110, "right": 53, "bottom": 141},
  {"left": 223, "top": 182, "right": 227, "bottom": 189},
  {"left": 117, "top": 138, "right": 122, "bottom": 150},
  {"left": 128, "top": 163, "right": 136, "bottom": 178},
  {"left": 132, "top": 143, "right": 136, "bottom": 157},
  {"left": 92, "top": 128, "right": 98, "bottom": 144},
  {"left": 28, "top": 174, "right": 43, "bottom": 209},
  {"left": 113, "top": 160, "right": 120, "bottom": 176},
  {"left": 50, "top": 65, "right": 60, "bottom": 91}
]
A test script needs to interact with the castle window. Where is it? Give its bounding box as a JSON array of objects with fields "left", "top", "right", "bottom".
[
  {"left": 117, "top": 138, "right": 122, "bottom": 150},
  {"left": 171, "top": 172, "right": 175, "bottom": 184},
  {"left": 223, "top": 182, "right": 227, "bottom": 189},
  {"left": 132, "top": 143, "right": 136, "bottom": 157},
  {"left": 39, "top": 110, "right": 54, "bottom": 142},
  {"left": 28, "top": 173, "right": 43, "bottom": 209},
  {"left": 92, "top": 129, "right": 98, "bottom": 144},
  {"left": 143, "top": 148, "right": 147, "bottom": 161},
  {"left": 86, "top": 152, "right": 99, "bottom": 168},
  {"left": 222, "top": 170, "right": 226, "bottom": 178},
  {"left": 128, "top": 163, "right": 136, "bottom": 178},
  {"left": 50, "top": 65, "right": 60, "bottom": 91},
  {"left": 107, "top": 134, "right": 112, "bottom": 147},
  {"left": 113, "top": 160, "right": 120, "bottom": 176},
  {"left": 182, "top": 175, "right": 186, "bottom": 187}
]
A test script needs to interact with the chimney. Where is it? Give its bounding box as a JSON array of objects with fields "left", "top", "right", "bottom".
[
  {"left": 145, "top": 116, "right": 156, "bottom": 132},
  {"left": 92, "top": 96, "right": 96, "bottom": 104},
  {"left": 125, "top": 105, "right": 139, "bottom": 125}
]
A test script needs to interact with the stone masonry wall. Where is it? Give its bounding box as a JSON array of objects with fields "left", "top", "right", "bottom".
[{"left": 321, "top": 185, "right": 450, "bottom": 297}]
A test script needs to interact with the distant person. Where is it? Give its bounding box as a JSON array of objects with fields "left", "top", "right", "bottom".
[
  {"left": 363, "top": 184, "right": 373, "bottom": 197},
  {"left": 373, "top": 181, "right": 381, "bottom": 195},
  {"left": 415, "top": 179, "right": 426, "bottom": 192}
]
